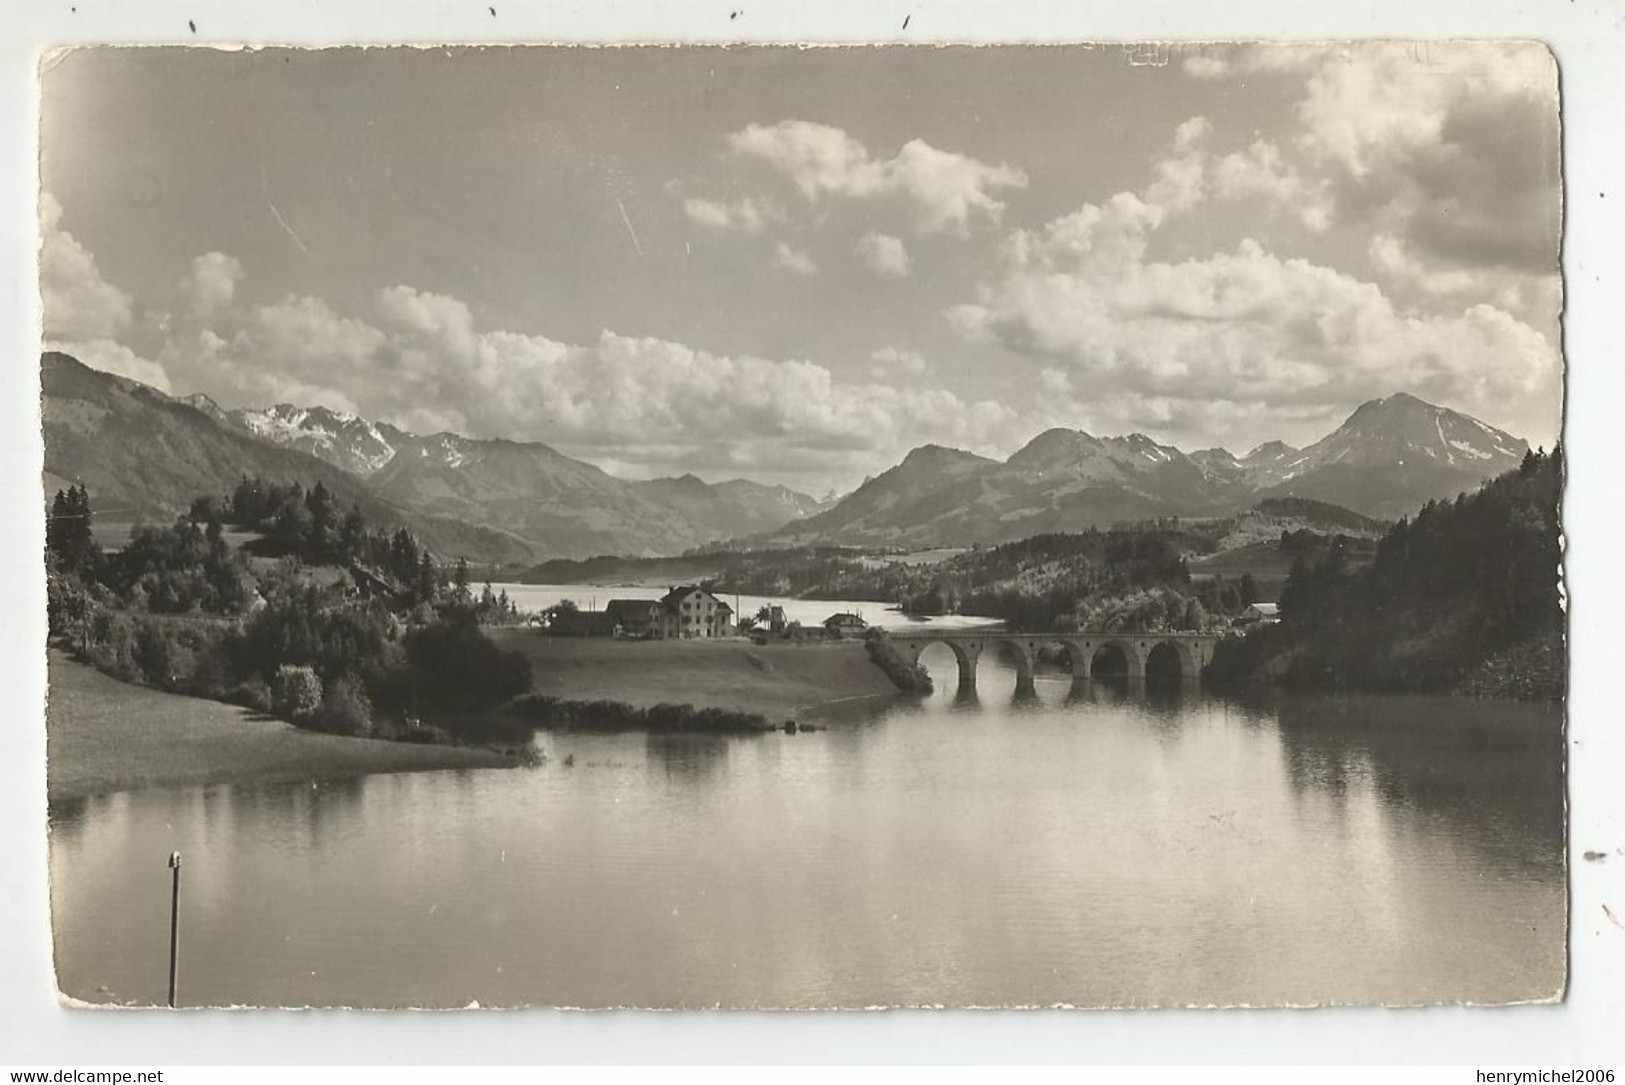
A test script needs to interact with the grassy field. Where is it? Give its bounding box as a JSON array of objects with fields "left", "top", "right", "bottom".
[
  {"left": 486, "top": 630, "right": 901, "bottom": 717},
  {"left": 1188, "top": 541, "right": 1298, "bottom": 594},
  {"left": 1189, "top": 540, "right": 1377, "bottom": 601},
  {"left": 45, "top": 651, "right": 513, "bottom": 801}
]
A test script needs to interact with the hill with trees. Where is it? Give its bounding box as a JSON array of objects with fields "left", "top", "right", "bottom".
[
  {"left": 46, "top": 481, "right": 531, "bottom": 745},
  {"left": 1208, "top": 448, "right": 1564, "bottom": 698}
]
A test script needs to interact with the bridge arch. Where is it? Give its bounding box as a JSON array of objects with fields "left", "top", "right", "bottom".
[
  {"left": 902, "top": 637, "right": 983, "bottom": 694},
  {"left": 1145, "top": 641, "right": 1186, "bottom": 683},
  {"left": 989, "top": 638, "right": 1038, "bottom": 700},
  {"left": 1083, "top": 638, "right": 1143, "bottom": 681}
]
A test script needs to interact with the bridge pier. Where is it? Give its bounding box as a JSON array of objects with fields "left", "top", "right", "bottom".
[{"left": 953, "top": 641, "right": 981, "bottom": 696}]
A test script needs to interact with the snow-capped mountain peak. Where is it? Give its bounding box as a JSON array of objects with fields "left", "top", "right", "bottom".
[{"left": 228, "top": 402, "right": 402, "bottom": 476}]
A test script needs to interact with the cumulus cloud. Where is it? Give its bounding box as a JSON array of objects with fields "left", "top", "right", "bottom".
[
  {"left": 1190, "top": 42, "right": 1559, "bottom": 274},
  {"left": 871, "top": 346, "right": 927, "bottom": 380},
  {"left": 158, "top": 294, "right": 384, "bottom": 417},
  {"left": 1368, "top": 234, "right": 1478, "bottom": 296},
  {"left": 948, "top": 116, "right": 1562, "bottom": 447},
  {"left": 1115, "top": 117, "right": 1334, "bottom": 233},
  {"left": 1180, "top": 44, "right": 1325, "bottom": 82},
  {"left": 855, "top": 232, "right": 912, "bottom": 278},
  {"left": 1181, "top": 55, "right": 1232, "bottom": 80},
  {"left": 180, "top": 252, "right": 244, "bottom": 318},
  {"left": 148, "top": 280, "right": 1027, "bottom": 486},
  {"left": 772, "top": 242, "right": 818, "bottom": 276},
  {"left": 1212, "top": 139, "right": 1330, "bottom": 229},
  {"left": 727, "top": 120, "right": 1028, "bottom": 236},
  {"left": 1303, "top": 43, "right": 1559, "bottom": 273},
  {"left": 40, "top": 193, "right": 133, "bottom": 341},
  {"left": 682, "top": 195, "right": 779, "bottom": 234},
  {"left": 42, "top": 207, "right": 1028, "bottom": 487}
]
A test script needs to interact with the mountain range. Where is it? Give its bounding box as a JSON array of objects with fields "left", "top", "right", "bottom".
[
  {"left": 747, "top": 392, "right": 1530, "bottom": 549},
  {"left": 42, "top": 352, "right": 537, "bottom": 563},
  {"left": 43, "top": 350, "right": 1532, "bottom": 562},
  {"left": 45, "top": 353, "right": 829, "bottom": 562}
]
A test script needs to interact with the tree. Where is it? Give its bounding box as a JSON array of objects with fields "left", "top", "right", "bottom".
[
  {"left": 415, "top": 551, "right": 438, "bottom": 606},
  {"left": 270, "top": 485, "right": 313, "bottom": 552},
  {"left": 47, "top": 485, "right": 96, "bottom": 574},
  {"left": 339, "top": 503, "right": 368, "bottom": 564},
  {"left": 46, "top": 488, "right": 70, "bottom": 560},
  {"left": 1278, "top": 555, "right": 1312, "bottom": 623},
  {"left": 1237, "top": 573, "right": 1259, "bottom": 608},
  {"left": 404, "top": 612, "right": 532, "bottom": 712},
  {"left": 271, "top": 664, "right": 323, "bottom": 722},
  {"left": 389, "top": 528, "right": 419, "bottom": 584},
  {"left": 452, "top": 557, "right": 472, "bottom": 604},
  {"left": 314, "top": 673, "right": 373, "bottom": 736},
  {"left": 306, "top": 481, "right": 338, "bottom": 559},
  {"left": 189, "top": 493, "right": 228, "bottom": 527}
]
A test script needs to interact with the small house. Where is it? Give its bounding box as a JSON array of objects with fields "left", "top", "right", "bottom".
[
  {"left": 605, "top": 598, "right": 661, "bottom": 638},
  {"left": 764, "top": 605, "right": 788, "bottom": 634},
  {"left": 822, "top": 611, "right": 868, "bottom": 639},
  {"left": 1237, "top": 602, "right": 1281, "bottom": 626}
]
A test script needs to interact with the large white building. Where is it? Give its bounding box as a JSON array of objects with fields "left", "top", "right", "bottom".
[{"left": 656, "top": 585, "right": 733, "bottom": 639}]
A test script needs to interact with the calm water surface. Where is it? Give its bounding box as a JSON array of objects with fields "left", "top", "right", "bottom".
[{"left": 49, "top": 647, "right": 1564, "bottom": 1008}]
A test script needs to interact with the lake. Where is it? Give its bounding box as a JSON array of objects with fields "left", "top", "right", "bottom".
[{"left": 48, "top": 641, "right": 1565, "bottom": 1008}]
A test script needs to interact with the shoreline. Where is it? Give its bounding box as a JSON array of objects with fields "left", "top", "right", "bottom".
[
  {"left": 45, "top": 651, "right": 516, "bottom": 802},
  {"left": 45, "top": 633, "right": 909, "bottom": 800}
]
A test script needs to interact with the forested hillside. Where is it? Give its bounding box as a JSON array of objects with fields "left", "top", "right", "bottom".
[{"left": 1209, "top": 448, "right": 1564, "bottom": 697}]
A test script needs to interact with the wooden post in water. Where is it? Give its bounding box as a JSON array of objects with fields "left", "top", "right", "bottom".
[{"left": 166, "top": 851, "right": 182, "bottom": 1008}]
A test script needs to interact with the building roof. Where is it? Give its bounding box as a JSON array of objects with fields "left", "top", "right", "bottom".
[
  {"left": 823, "top": 611, "right": 867, "bottom": 626},
  {"left": 660, "top": 584, "right": 705, "bottom": 606},
  {"left": 658, "top": 584, "right": 727, "bottom": 612},
  {"left": 604, "top": 598, "right": 659, "bottom": 619},
  {"left": 1246, "top": 602, "right": 1281, "bottom": 616}
]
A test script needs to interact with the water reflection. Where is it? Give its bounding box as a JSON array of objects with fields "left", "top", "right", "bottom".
[
  {"left": 1270, "top": 691, "right": 1564, "bottom": 880},
  {"left": 645, "top": 733, "right": 732, "bottom": 781},
  {"left": 48, "top": 664, "right": 1565, "bottom": 1009}
]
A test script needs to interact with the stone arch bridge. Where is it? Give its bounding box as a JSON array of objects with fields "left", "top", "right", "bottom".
[{"left": 888, "top": 628, "right": 1222, "bottom": 697}]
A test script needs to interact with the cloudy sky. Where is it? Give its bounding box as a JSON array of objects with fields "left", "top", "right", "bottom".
[{"left": 40, "top": 44, "right": 1562, "bottom": 494}]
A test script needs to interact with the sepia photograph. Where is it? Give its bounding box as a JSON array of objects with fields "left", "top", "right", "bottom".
[{"left": 37, "top": 41, "right": 1567, "bottom": 1011}]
